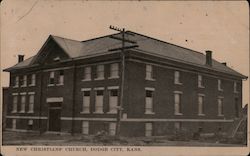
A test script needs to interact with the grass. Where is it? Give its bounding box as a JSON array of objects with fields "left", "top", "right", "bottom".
[{"left": 2, "top": 130, "right": 247, "bottom": 146}]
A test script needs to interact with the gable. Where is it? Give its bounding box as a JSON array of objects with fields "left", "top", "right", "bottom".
[{"left": 32, "top": 36, "right": 70, "bottom": 65}]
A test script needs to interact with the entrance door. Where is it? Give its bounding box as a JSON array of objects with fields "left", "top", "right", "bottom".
[{"left": 48, "top": 108, "right": 61, "bottom": 131}]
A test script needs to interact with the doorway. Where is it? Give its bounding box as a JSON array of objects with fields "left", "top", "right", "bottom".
[{"left": 48, "top": 103, "right": 61, "bottom": 131}]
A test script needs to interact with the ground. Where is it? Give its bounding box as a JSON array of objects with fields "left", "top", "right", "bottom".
[{"left": 2, "top": 131, "right": 247, "bottom": 146}]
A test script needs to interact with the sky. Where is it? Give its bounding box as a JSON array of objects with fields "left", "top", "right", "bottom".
[{"left": 1, "top": 0, "right": 249, "bottom": 105}]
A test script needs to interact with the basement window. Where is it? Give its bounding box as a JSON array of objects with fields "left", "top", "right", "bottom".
[
  {"left": 82, "top": 121, "right": 89, "bottom": 135},
  {"left": 109, "top": 122, "right": 116, "bottom": 136},
  {"left": 145, "top": 123, "right": 153, "bottom": 137}
]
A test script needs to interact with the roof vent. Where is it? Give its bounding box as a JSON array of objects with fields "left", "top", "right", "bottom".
[
  {"left": 205, "top": 50, "right": 212, "bottom": 66},
  {"left": 18, "top": 55, "right": 24, "bottom": 63}
]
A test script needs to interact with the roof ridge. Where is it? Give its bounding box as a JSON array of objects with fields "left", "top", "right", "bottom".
[
  {"left": 126, "top": 30, "right": 206, "bottom": 56},
  {"left": 80, "top": 32, "right": 121, "bottom": 43},
  {"left": 51, "top": 35, "right": 81, "bottom": 42}
]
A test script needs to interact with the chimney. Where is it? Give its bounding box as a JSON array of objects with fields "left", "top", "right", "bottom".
[
  {"left": 18, "top": 55, "right": 24, "bottom": 63},
  {"left": 205, "top": 50, "right": 212, "bottom": 66},
  {"left": 222, "top": 62, "right": 227, "bottom": 66}
]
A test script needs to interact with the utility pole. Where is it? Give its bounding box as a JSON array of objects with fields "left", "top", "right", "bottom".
[{"left": 109, "top": 26, "right": 138, "bottom": 137}]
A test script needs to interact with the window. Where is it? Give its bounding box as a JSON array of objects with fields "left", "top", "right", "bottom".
[
  {"left": 12, "top": 119, "right": 16, "bottom": 130},
  {"left": 58, "top": 70, "right": 64, "bottom": 85},
  {"left": 83, "top": 67, "right": 91, "bottom": 81},
  {"left": 218, "top": 79, "right": 223, "bottom": 91},
  {"left": 28, "top": 94, "right": 34, "bottom": 113},
  {"left": 145, "top": 88, "right": 154, "bottom": 114},
  {"left": 20, "top": 75, "right": 27, "bottom": 87},
  {"left": 12, "top": 95, "right": 18, "bottom": 113},
  {"left": 82, "top": 121, "right": 89, "bottom": 135},
  {"left": 234, "top": 81, "right": 238, "bottom": 93},
  {"left": 81, "top": 90, "right": 90, "bottom": 113},
  {"left": 28, "top": 120, "right": 33, "bottom": 125},
  {"left": 218, "top": 97, "right": 224, "bottom": 116},
  {"left": 109, "top": 122, "right": 116, "bottom": 136},
  {"left": 96, "top": 65, "right": 104, "bottom": 79},
  {"left": 14, "top": 76, "right": 19, "bottom": 87},
  {"left": 198, "top": 94, "right": 205, "bottom": 116},
  {"left": 174, "top": 92, "right": 182, "bottom": 115},
  {"left": 49, "top": 71, "right": 55, "bottom": 85},
  {"left": 30, "top": 74, "right": 36, "bottom": 86},
  {"left": 145, "top": 123, "right": 153, "bottom": 137},
  {"left": 95, "top": 89, "right": 104, "bottom": 113},
  {"left": 198, "top": 75, "right": 204, "bottom": 88},
  {"left": 109, "top": 63, "right": 119, "bottom": 78},
  {"left": 109, "top": 89, "right": 118, "bottom": 113},
  {"left": 146, "top": 64, "right": 154, "bottom": 80},
  {"left": 174, "top": 71, "right": 182, "bottom": 84},
  {"left": 20, "top": 95, "right": 26, "bottom": 113},
  {"left": 174, "top": 122, "right": 181, "bottom": 131}
]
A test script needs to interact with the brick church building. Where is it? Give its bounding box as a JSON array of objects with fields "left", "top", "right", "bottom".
[{"left": 3, "top": 31, "right": 247, "bottom": 137}]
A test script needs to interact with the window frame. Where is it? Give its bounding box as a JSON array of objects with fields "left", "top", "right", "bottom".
[
  {"left": 198, "top": 94, "right": 205, "bottom": 116},
  {"left": 174, "top": 91, "right": 183, "bottom": 115},
  {"left": 82, "top": 66, "right": 92, "bottom": 81},
  {"left": 95, "top": 65, "right": 105, "bottom": 80},
  {"left": 174, "top": 71, "right": 182, "bottom": 85},
  {"left": 198, "top": 75, "right": 205, "bottom": 88},
  {"left": 109, "top": 63, "right": 119, "bottom": 79},
  {"left": 28, "top": 93, "right": 35, "bottom": 113},
  {"left": 218, "top": 97, "right": 224, "bottom": 116},
  {"left": 81, "top": 88, "right": 91, "bottom": 114},
  {"left": 145, "top": 88, "right": 155, "bottom": 114},
  {"left": 94, "top": 88, "right": 104, "bottom": 114},
  {"left": 145, "top": 64, "right": 155, "bottom": 81}
]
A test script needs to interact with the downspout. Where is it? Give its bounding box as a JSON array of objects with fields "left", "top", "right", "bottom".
[{"left": 71, "top": 63, "right": 77, "bottom": 135}]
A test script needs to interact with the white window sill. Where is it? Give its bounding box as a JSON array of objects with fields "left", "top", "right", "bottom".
[
  {"left": 11, "top": 111, "right": 17, "bottom": 113},
  {"left": 27, "top": 111, "right": 34, "bottom": 113},
  {"left": 198, "top": 114, "right": 205, "bottom": 116},
  {"left": 145, "top": 112, "right": 155, "bottom": 115},
  {"left": 13, "top": 86, "right": 19, "bottom": 88},
  {"left": 93, "top": 111, "right": 104, "bottom": 114},
  {"left": 107, "top": 111, "right": 118, "bottom": 114},
  {"left": 82, "top": 79, "right": 91, "bottom": 82},
  {"left": 198, "top": 86, "right": 205, "bottom": 89},
  {"left": 108, "top": 76, "right": 119, "bottom": 79},
  {"left": 19, "top": 111, "right": 25, "bottom": 113},
  {"left": 20, "top": 85, "right": 27, "bottom": 88},
  {"left": 80, "top": 111, "right": 90, "bottom": 114},
  {"left": 174, "top": 113, "right": 183, "bottom": 116},
  {"left": 174, "top": 82, "right": 183, "bottom": 85},
  {"left": 56, "top": 83, "right": 64, "bottom": 86},
  {"left": 94, "top": 77, "right": 105, "bottom": 81},
  {"left": 234, "top": 91, "right": 239, "bottom": 94},
  {"left": 47, "top": 84, "right": 55, "bottom": 87},
  {"left": 145, "top": 78, "right": 156, "bottom": 81},
  {"left": 218, "top": 89, "right": 223, "bottom": 92},
  {"left": 29, "top": 84, "right": 36, "bottom": 87}
]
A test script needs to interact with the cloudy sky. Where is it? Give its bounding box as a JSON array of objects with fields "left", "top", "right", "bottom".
[{"left": 1, "top": 0, "right": 249, "bottom": 105}]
